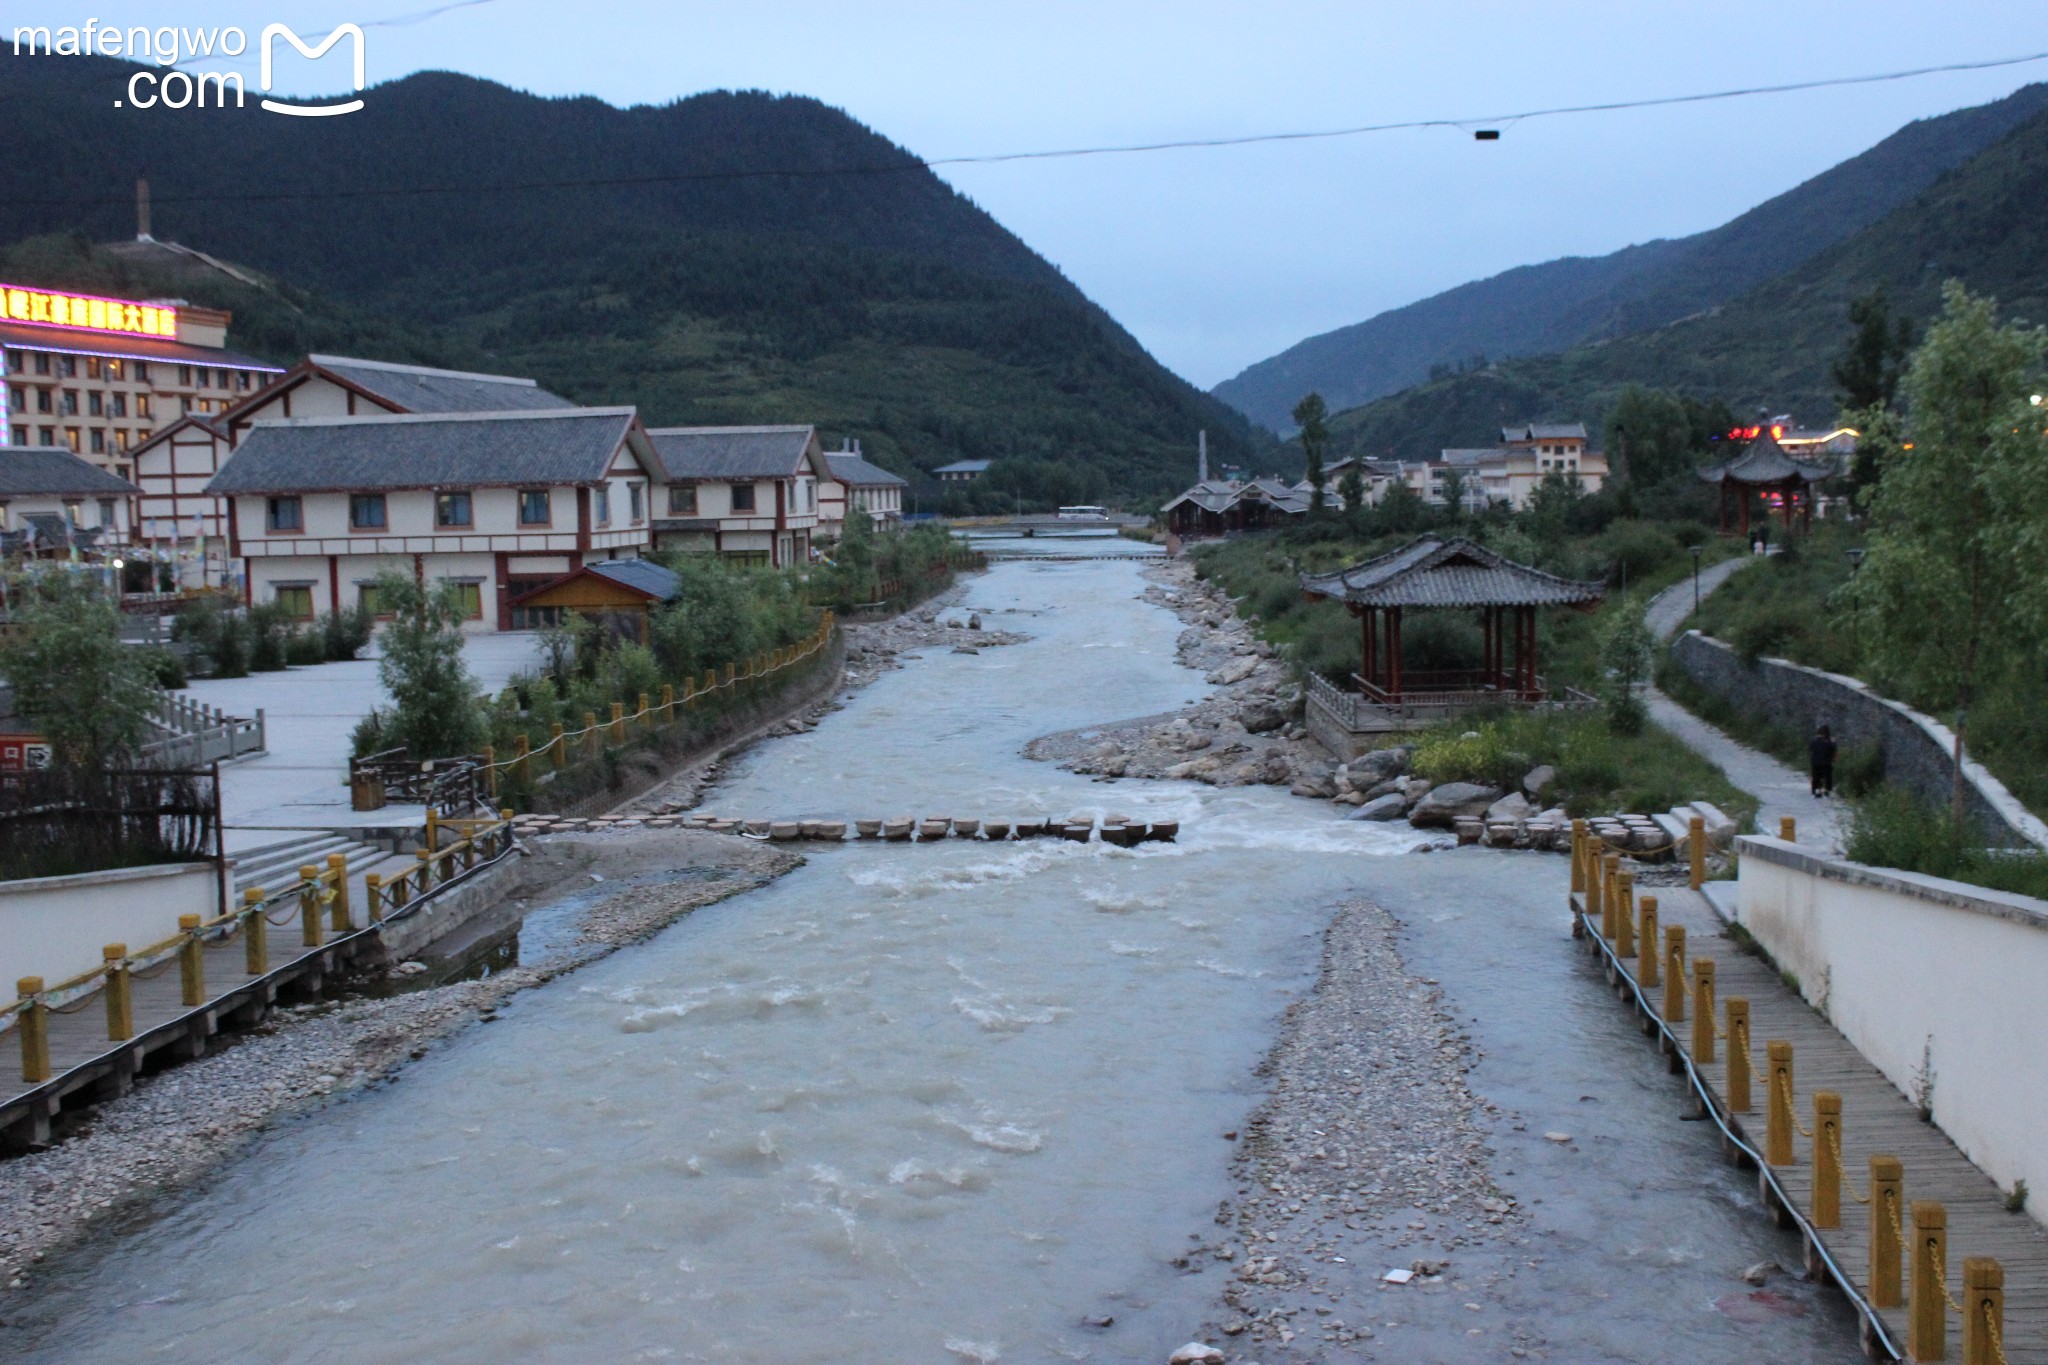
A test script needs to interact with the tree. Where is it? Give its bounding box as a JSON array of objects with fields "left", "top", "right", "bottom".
[
  {"left": 1843, "top": 282, "right": 2046, "bottom": 823},
  {"left": 1373, "top": 477, "right": 1429, "bottom": 534},
  {"left": 1293, "top": 392, "right": 1329, "bottom": 515},
  {"left": 1832, "top": 287, "right": 1915, "bottom": 414},
  {"left": 1523, "top": 470, "right": 1584, "bottom": 544},
  {"left": 0, "top": 571, "right": 157, "bottom": 771},
  {"left": 372, "top": 570, "right": 484, "bottom": 759},
  {"left": 835, "top": 506, "right": 878, "bottom": 605},
  {"left": 1336, "top": 461, "right": 1366, "bottom": 530},
  {"left": 1596, "top": 597, "right": 1656, "bottom": 736},
  {"left": 1438, "top": 467, "right": 1469, "bottom": 520}
]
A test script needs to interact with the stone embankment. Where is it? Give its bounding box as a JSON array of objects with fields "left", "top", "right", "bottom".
[{"left": 0, "top": 831, "right": 797, "bottom": 1292}]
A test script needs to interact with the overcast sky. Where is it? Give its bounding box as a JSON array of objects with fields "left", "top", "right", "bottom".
[{"left": 35, "top": 1, "right": 2048, "bottom": 388}]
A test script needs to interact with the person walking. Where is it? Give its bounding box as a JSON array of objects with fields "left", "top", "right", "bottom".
[{"left": 1808, "top": 723, "right": 1838, "bottom": 798}]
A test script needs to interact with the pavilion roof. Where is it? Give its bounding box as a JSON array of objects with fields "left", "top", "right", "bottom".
[
  {"left": 1697, "top": 429, "right": 1838, "bottom": 486},
  {"left": 1299, "top": 534, "right": 1606, "bottom": 609}
]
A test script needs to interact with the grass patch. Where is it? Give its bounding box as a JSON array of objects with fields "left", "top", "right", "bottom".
[
  {"left": 1845, "top": 788, "right": 2048, "bottom": 900},
  {"left": 1406, "top": 707, "right": 1758, "bottom": 825}
]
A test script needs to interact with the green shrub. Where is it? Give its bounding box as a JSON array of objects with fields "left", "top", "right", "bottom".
[
  {"left": 350, "top": 708, "right": 393, "bottom": 758},
  {"left": 286, "top": 628, "right": 327, "bottom": 667},
  {"left": 171, "top": 596, "right": 251, "bottom": 678},
  {"left": 320, "top": 603, "right": 375, "bottom": 661},
  {"left": 247, "top": 602, "right": 293, "bottom": 672},
  {"left": 1845, "top": 788, "right": 2048, "bottom": 900},
  {"left": 141, "top": 647, "right": 187, "bottom": 690}
]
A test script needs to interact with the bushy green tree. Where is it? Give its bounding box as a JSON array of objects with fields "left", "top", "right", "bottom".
[
  {"left": 1293, "top": 392, "right": 1329, "bottom": 515},
  {"left": 1596, "top": 598, "right": 1656, "bottom": 736},
  {"left": 1843, "top": 282, "right": 2047, "bottom": 822},
  {"left": 1337, "top": 462, "right": 1366, "bottom": 531},
  {"left": 0, "top": 571, "right": 157, "bottom": 770},
  {"left": 1833, "top": 287, "right": 1914, "bottom": 413},
  {"left": 372, "top": 570, "right": 484, "bottom": 759}
]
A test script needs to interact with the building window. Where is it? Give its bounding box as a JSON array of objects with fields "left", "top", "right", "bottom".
[
  {"left": 435, "top": 491, "right": 473, "bottom": 528},
  {"left": 6, "top": 386, "right": 19, "bottom": 411},
  {"left": 628, "top": 482, "right": 644, "bottom": 523},
  {"left": 110, "top": 393, "right": 126, "bottom": 418},
  {"left": 115, "top": 463, "right": 129, "bottom": 480},
  {"left": 518, "top": 489, "right": 551, "bottom": 525},
  {"left": 88, "top": 391, "right": 103, "bottom": 416},
  {"left": 594, "top": 487, "right": 611, "bottom": 526},
  {"left": 56, "top": 356, "right": 76, "bottom": 378},
  {"left": 64, "top": 429, "right": 79, "bottom": 452},
  {"left": 32, "top": 354, "right": 50, "bottom": 375},
  {"left": 273, "top": 584, "right": 315, "bottom": 621},
  {"left": 9, "top": 426, "right": 22, "bottom": 445},
  {"left": 59, "top": 390, "right": 78, "bottom": 416},
  {"left": 4, "top": 350, "right": 20, "bottom": 373},
  {"left": 667, "top": 485, "right": 697, "bottom": 516},
  {"left": 730, "top": 483, "right": 756, "bottom": 512},
  {"left": 266, "top": 496, "right": 303, "bottom": 532},
  {"left": 445, "top": 581, "right": 483, "bottom": 620},
  {"left": 38, "top": 428, "right": 53, "bottom": 446},
  {"left": 195, "top": 368, "right": 210, "bottom": 390},
  {"left": 350, "top": 493, "right": 387, "bottom": 530},
  {"left": 97, "top": 498, "right": 115, "bottom": 525},
  {"left": 106, "top": 359, "right": 123, "bottom": 380},
  {"left": 132, "top": 361, "right": 148, "bottom": 383},
  {"left": 86, "top": 357, "right": 102, "bottom": 379},
  {"left": 357, "top": 582, "right": 387, "bottom": 617},
  {"left": 35, "top": 390, "right": 51, "bottom": 414},
  {"left": 89, "top": 429, "right": 105, "bottom": 454},
  {"left": 178, "top": 365, "right": 191, "bottom": 385},
  {"left": 135, "top": 394, "right": 151, "bottom": 419}
]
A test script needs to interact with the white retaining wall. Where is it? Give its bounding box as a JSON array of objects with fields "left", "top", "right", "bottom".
[
  {"left": 1734, "top": 835, "right": 2048, "bottom": 1226},
  {"left": 0, "top": 862, "right": 221, "bottom": 990}
]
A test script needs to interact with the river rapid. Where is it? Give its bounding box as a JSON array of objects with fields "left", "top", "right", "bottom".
[{"left": 13, "top": 556, "right": 1428, "bottom": 1363}]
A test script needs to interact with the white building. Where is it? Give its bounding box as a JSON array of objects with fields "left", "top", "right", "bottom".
[
  {"left": 645, "top": 425, "right": 830, "bottom": 567},
  {"left": 820, "top": 444, "right": 908, "bottom": 539},
  {"left": 133, "top": 354, "right": 575, "bottom": 586},
  {"left": 206, "top": 407, "right": 657, "bottom": 631},
  {"left": 0, "top": 447, "right": 139, "bottom": 559}
]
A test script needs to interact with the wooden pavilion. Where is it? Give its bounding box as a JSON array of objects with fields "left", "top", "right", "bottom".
[
  {"left": 1697, "top": 429, "right": 1837, "bottom": 537},
  {"left": 1299, "top": 535, "right": 1605, "bottom": 712}
]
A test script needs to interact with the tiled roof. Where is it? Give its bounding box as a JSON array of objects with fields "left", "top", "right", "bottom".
[
  {"left": 1300, "top": 534, "right": 1606, "bottom": 608},
  {"left": 207, "top": 408, "right": 641, "bottom": 494},
  {"left": 646, "top": 425, "right": 819, "bottom": 480},
  {"left": 585, "top": 557, "right": 679, "bottom": 600},
  {"left": 0, "top": 447, "right": 142, "bottom": 496},
  {"left": 1696, "top": 429, "right": 1838, "bottom": 485},
  {"left": 306, "top": 355, "right": 576, "bottom": 414},
  {"left": 932, "top": 459, "right": 992, "bottom": 474},
  {"left": 825, "top": 453, "right": 908, "bottom": 488},
  {"left": 0, "top": 321, "right": 282, "bottom": 373},
  {"left": 1503, "top": 422, "right": 1588, "bottom": 442}
]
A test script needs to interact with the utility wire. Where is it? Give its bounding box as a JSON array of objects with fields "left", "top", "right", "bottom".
[{"left": 15, "top": 46, "right": 2048, "bottom": 207}]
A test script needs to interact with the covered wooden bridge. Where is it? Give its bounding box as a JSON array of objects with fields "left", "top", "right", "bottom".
[{"left": 1298, "top": 535, "right": 1604, "bottom": 752}]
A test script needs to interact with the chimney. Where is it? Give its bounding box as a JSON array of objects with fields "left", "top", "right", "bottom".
[
  {"left": 135, "top": 177, "right": 153, "bottom": 242},
  {"left": 1198, "top": 429, "right": 1209, "bottom": 483}
]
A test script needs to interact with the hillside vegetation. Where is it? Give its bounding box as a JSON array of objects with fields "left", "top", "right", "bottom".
[
  {"left": 1213, "top": 83, "right": 2048, "bottom": 432},
  {"left": 0, "top": 59, "right": 1257, "bottom": 506}
]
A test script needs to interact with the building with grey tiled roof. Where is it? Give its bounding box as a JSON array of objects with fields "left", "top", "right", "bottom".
[
  {"left": 646, "top": 425, "right": 830, "bottom": 567},
  {"left": 820, "top": 443, "right": 908, "bottom": 537},
  {"left": 0, "top": 446, "right": 141, "bottom": 558}
]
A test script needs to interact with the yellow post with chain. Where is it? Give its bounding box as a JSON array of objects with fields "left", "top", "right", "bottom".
[
  {"left": 1871, "top": 1156, "right": 1904, "bottom": 1308},
  {"left": 17, "top": 977, "right": 49, "bottom": 1084},
  {"left": 515, "top": 734, "right": 531, "bottom": 784},
  {"left": 365, "top": 873, "right": 384, "bottom": 922},
  {"left": 1910, "top": 1200, "right": 1947, "bottom": 1362},
  {"left": 610, "top": 701, "right": 626, "bottom": 743},
  {"left": 1615, "top": 869, "right": 1636, "bottom": 960},
  {"left": 1962, "top": 1257, "right": 2003, "bottom": 1365},
  {"left": 178, "top": 914, "right": 205, "bottom": 1007},
  {"left": 103, "top": 944, "right": 132, "bottom": 1042},
  {"left": 298, "top": 866, "right": 323, "bottom": 948},
  {"left": 327, "top": 853, "right": 351, "bottom": 931},
  {"left": 1692, "top": 958, "right": 1717, "bottom": 1061},
  {"left": 1780, "top": 815, "right": 1797, "bottom": 843},
  {"left": 638, "top": 691, "right": 651, "bottom": 732},
  {"left": 550, "top": 720, "right": 565, "bottom": 768},
  {"left": 1569, "top": 820, "right": 1586, "bottom": 899},
  {"left": 244, "top": 886, "right": 267, "bottom": 974},
  {"left": 1637, "top": 896, "right": 1660, "bottom": 986},
  {"left": 1584, "top": 837, "right": 1604, "bottom": 930},
  {"left": 661, "top": 683, "right": 674, "bottom": 720},
  {"left": 1813, "top": 1092, "right": 1842, "bottom": 1228},
  {"left": 481, "top": 744, "right": 496, "bottom": 800},
  {"left": 1601, "top": 852, "right": 1621, "bottom": 939},
  {"left": 1663, "top": 925, "right": 1686, "bottom": 1022},
  {"left": 1689, "top": 814, "right": 1706, "bottom": 890},
  {"left": 583, "top": 711, "right": 599, "bottom": 758},
  {"left": 1725, "top": 997, "right": 1751, "bottom": 1111},
  {"left": 1766, "top": 1040, "right": 1795, "bottom": 1165}
]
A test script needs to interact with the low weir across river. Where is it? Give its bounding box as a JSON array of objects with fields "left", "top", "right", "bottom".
[{"left": 10, "top": 550, "right": 1859, "bottom": 1363}]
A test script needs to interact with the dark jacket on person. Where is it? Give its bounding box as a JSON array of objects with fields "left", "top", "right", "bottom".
[{"left": 1809, "top": 734, "right": 1838, "bottom": 771}]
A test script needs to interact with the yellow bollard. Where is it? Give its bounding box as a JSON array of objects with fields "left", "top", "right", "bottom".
[
  {"left": 638, "top": 691, "right": 651, "bottom": 731},
  {"left": 1725, "top": 997, "right": 1751, "bottom": 1112},
  {"left": 425, "top": 808, "right": 439, "bottom": 854},
  {"left": 481, "top": 743, "right": 496, "bottom": 800},
  {"left": 1871, "top": 1156, "right": 1904, "bottom": 1308},
  {"left": 515, "top": 733, "right": 531, "bottom": 784},
  {"left": 17, "top": 977, "right": 49, "bottom": 1084},
  {"left": 103, "top": 944, "right": 133, "bottom": 1042},
  {"left": 1637, "top": 896, "right": 1660, "bottom": 987},
  {"left": 1615, "top": 870, "right": 1636, "bottom": 960},
  {"left": 1962, "top": 1257, "right": 2003, "bottom": 1365},
  {"left": 179, "top": 914, "right": 205, "bottom": 1007},
  {"left": 550, "top": 720, "right": 566, "bottom": 769},
  {"left": 583, "top": 711, "right": 599, "bottom": 758},
  {"left": 365, "top": 873, "right": 384, "bottom": 922},
  {"left": 1663, "top": 925, "right": 1686, "bottom": 1022},
  {"left": 610, "top": 701, "right": 626, "bottom": 744},
  {"left": 244, "top": 886, "right": 267, "bottom": 974},
  {"left": 1765, "top": 1040, "right": 1795, "bottom": 1166},
  {"left": 1689, "top": 813, "right": 1706, "bottom": 890},
  {"left": 661, "top": 683, "right": 675, "bottom": 719},
  {"left": 299, "top": 865, "right": 324, "bottom": 947},
  {"left": 1812, "top": 1091, "right": 1842, "bottom": 1228},
  {"left": 327, "top": 853, "right": 351, "bottom": 931},
  {"left": 1584, "top": 837, "right": 1604, "bottom": 929},
  {"left": 1569, "top": 819, "right": 1587, "bottom": 898},
  {"left": 1601, "top": 852, "right": 1621, "bottom": 939},
  {"left": 1910, "top": 1200, "right": 1947, "bottom": 1362},
  {"left": 1691, "top": 958, "right": 1717, "bottom": 1062},
  {"left": 1780, "top": 815, "right": 1797, "bottom": 843}
]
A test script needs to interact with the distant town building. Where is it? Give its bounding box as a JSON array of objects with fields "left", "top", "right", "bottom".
[
  {"left": 645, "top": 425, "right": 830, "bottom": 568},
  {"left": 207, "top": 407, "right": 657, "bottom": 631},
  {"left": 1414, "top": 423, "right": 1609, "bottom": 511},
  {"left": 0, "top": 447, "right": 139, "bottom": 560},
  {"left": 1160, "top": 476, "right": 1308, "bottom": 537},
  {"left": 0, "top": 280, "right": 284, "bottom": 479},
  {"left": 819, "top": 442, "right": 908, "bottom": 539},
  {"left": 933, "top": 459, "right": 991, "bottom": 483}
]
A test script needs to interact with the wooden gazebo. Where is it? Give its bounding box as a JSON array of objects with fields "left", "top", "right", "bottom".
[
  {"left": 1299, "top": 535, "right": 1605, "bottom": 708},
  {"left": 1697, "top": 429, "right": 1837, "bottom": 537}
]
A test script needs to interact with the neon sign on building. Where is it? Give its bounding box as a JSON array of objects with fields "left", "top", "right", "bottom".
[{"left": 0, "top": 285, "right": 178, "bottom": 339}]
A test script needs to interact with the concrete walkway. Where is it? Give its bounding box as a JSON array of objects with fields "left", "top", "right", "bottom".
[{"left": 1642, "top": 555, "right": 1845, "bottom": 851}]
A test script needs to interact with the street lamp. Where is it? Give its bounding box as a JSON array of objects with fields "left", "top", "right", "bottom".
[
  {"left": 1844, "top": 546, "right": 1866, "bottom": 574},
  {"left": 1690, "top": 544, "right": 1702, "bottom": 614}
]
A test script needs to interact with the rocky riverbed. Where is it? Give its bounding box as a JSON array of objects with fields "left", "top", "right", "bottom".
[{"left": 0, "top": 831, "right": 797, "bottom": 1293}]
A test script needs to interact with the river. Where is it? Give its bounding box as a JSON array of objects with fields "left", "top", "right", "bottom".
[{"left": 10, "top": 554, "right": 1852, "bottom": 1362}]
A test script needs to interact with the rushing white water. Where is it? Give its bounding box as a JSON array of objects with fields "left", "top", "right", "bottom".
[{"left": 15, "top": 558, "right": 1425, "bottom": 1363}]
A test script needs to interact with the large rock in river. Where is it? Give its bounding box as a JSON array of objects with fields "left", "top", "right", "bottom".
[
  {"left": 1349, "top": 793, "right": 1409, "bottom": 821},
  {"left": 1409, "top": 782, "right": 1504, "bottom": 828}
]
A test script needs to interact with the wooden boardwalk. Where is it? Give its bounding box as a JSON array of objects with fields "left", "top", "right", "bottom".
[{"left": 1574, "top": 878, "right": 2048, "bottom": 1362}]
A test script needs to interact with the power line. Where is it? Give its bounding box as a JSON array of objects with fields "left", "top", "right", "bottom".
[{"left": 15, "top": 46, "right": 2048, "bottom": 207}]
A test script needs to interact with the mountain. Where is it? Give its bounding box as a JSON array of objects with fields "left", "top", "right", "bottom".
[
  {"left": 1214, "top": 83, "right": 2048, "bottom": 432},
  {"left": 0, "top": 57, "right": 1255, "bottom": 503},
  {"left": 1321, "top": 99, "right": 2048, "bottom": 462}
]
